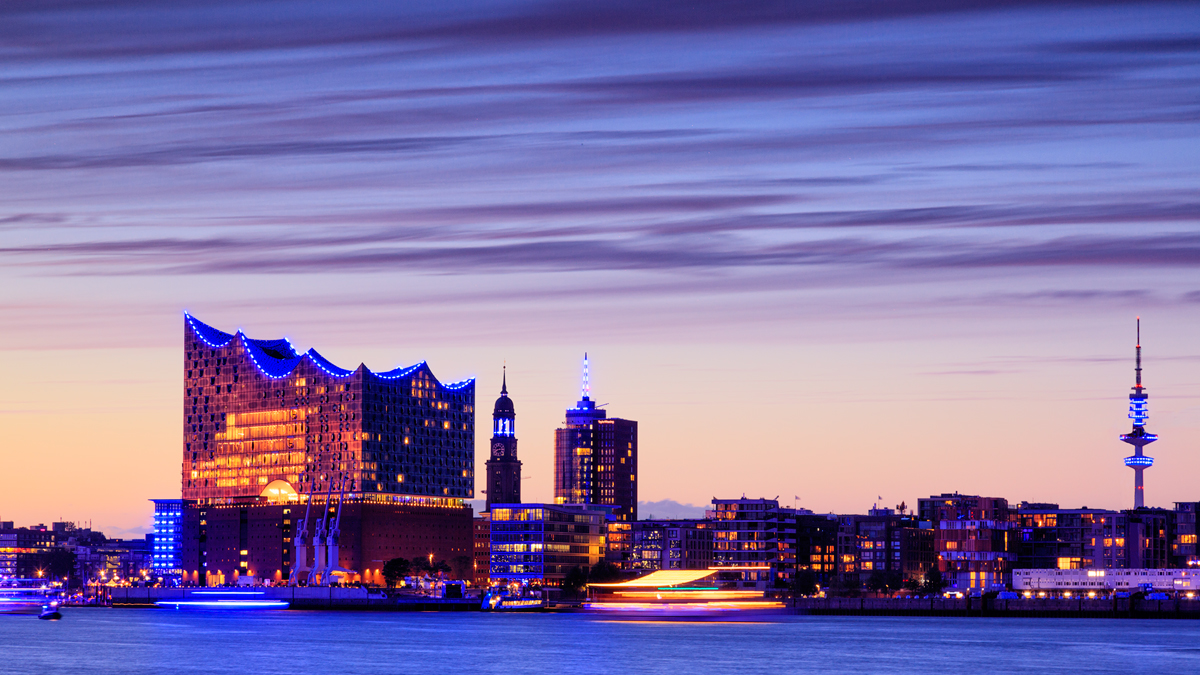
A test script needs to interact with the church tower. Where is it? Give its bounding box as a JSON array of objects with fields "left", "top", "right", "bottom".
[{"left": 485, "top": 367, "right": 522, "bottom": 511}]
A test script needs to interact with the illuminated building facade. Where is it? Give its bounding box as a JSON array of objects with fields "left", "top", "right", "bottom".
[
  {"left": 918, "top": 493, "right": 1015, "bottom": 591},
  {"left": 553, "top": 355, "right": 638, "bottom": 521},
  {"left": 1121, "top": 319, "right": 1157, "bottom": 509},
  {"left": 1175, "top": 502, "right": 1200, "bottom": 567},
  {"left": 0, "top": 526, "right": 58, "bottom": 579},
  {"left": 709, "top": 498, "right": 794, "bottom": 590},
  {"left": 179, "top": 315, "right": 474, "bottom": 585},
  {"left": 485, "top": 369, "right": 521, "bottom": 511},
  {"left": 1012, "top": 568, "right": 1200, "bottom": 594},
  {"left": 627, "top": 520, "right": 713, "bottom": 571},
  {"left": 1015, "top": 504, "right": 1172, "bottom": 571},
  {"left": 150, "top": 499, "right": 187, "bottom": 582},
  {"left": 488, "top": 503, "right": 608, "bottom": 586}
]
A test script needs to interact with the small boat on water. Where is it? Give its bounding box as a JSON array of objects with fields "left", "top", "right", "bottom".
[
  {"left": 584, "top": 569, "right": 787, "bottom": 621},
  {"left": 481, "top": 590, "right": 544, "bottom": 611},
  {"left": 0, "top": 580, "right": 66, "bottom": 619}
]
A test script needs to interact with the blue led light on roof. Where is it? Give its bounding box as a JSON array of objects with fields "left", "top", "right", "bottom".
[
  {"left": 186, "top": 314, "right": 473, "bottom": 390},
  {"left": 305, "top": 349, "right": 354, "bottom": 378},
  {"left": 1124, "top": 455, "right": 1154, "bottom": 467},
  {"left": 374, "top": 362, "right": 425, "bottom": 380},
  {"left": 185, "top": 313, "right": 236, "bottom": 348}
]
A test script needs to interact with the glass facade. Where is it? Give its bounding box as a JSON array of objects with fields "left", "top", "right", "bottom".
[
  {"left": 489, "top": 503, "right": 606, "bottom": 585},
  {"left": 150, "top": 499, "right": 185, "bottom": 580},
  {"left": 553, "top": 393, "right": 638, "bottom": 522},
  {"left": 182, "top": 314, "right": 474, "bottom": 505}
]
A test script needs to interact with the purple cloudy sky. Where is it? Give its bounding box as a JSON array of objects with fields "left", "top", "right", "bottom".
[{"left": 1, "top": 0, "right": 1198, "bottom": 533}]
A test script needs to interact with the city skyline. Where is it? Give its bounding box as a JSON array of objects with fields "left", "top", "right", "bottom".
[{"left": 2, "top": 0, "right": 1199, "bottom": 534}]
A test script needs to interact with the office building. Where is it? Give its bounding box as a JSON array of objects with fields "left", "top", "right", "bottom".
[
  {"left": 484, "top": 369, "right": 521, "bottom": 511},
  {"left": 150, "top": 499, "right": 187, "bottom": 583},
  {"left": 553, "top": 355, "right": 638, "bottom": 521},
  {"left": 488, "top": 503, "right": 608, "bottom": 588},
  {"left": 179, "top": 314, "right": 474, "bottom": 585}
]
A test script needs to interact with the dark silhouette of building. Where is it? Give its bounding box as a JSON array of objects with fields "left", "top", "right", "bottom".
[
  {"left": 553, "top": 354, "right": 638, "bottom": 521},
  {"left": 179, "top": 314, "right": 474, "bottom": 585},
  {"left": 485, "top": 368, "right": 521, "bottom": 511},
  {"left": 835, "top": 507, "right": 934, "bottom": 590}
]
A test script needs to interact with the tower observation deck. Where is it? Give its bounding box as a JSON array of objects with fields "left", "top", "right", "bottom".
[{"left": 1120, "top": 318, "right": 1157, "bottom": 509}]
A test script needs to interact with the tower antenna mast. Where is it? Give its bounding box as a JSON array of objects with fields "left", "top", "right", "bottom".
[{"left": 1121, "top": 317, "right": 1157, "bottom": 508}]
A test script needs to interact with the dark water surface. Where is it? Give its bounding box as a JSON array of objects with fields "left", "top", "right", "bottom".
[{"left": 3, "top": 609, "right": 1198, "bottom": 674}]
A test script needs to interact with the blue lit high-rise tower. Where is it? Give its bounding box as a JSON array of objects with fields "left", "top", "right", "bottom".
[{"left": 1121, "top": 319, "right": 1157, "bottom": 509}]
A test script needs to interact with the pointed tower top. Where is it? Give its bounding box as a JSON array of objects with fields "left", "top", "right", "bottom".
[
  {"left": 1135, "top": 317, "right": 1143, "bottom": 389},
  {"left": 501, "top": 363, "right": 508, "bottom": 396},
  {"left": 582, "top": 352, "right": 590, "bottom": 400}
]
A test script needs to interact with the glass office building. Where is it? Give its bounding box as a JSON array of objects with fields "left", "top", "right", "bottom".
[
  {"left": 150, "top": 499, "right": 186, "bottom": 582},
  {"left": 489, "top": 503, "right": 608, "bottom": 586}
]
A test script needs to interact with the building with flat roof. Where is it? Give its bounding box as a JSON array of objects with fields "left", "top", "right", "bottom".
[
  {"left": 179, "top": 315, "right": 474, "bottom": 585},
  {"left": 835, "top": 508, "right": 935, "bottom": 590},
  {"left": 1175, "top": 502, "right": 1200, "bottom": 567},
  {"left": 709, "top": 497, "right": 794, "bottom": 591},
  {"left": 473, "top": 513, "right": 491, "bottom": 588},
  {"left": 150, "top": 499, "right": 187, "bottom": 583},
  {"left": 627, "top": 519, "right": 713, "bottom": 571},
  {"left": 918, "top": 493, "right": 1016, "bottom": 591},
  {"left": 1014, "top": 503, "right": 1173, "bottom": 571},
  {"left": 1013, "top": 568, "right": 1200, "bottom": 594},
  {"left": 488, "top": 503, "right": 608, "bottom": 587},
  {"left": 553, "top": 355, "right": 637, "bottom": 522}
]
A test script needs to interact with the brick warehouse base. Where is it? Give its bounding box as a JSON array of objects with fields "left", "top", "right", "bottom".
[{"left": 183, "top": 500, "right": 472, "bottom": 586}]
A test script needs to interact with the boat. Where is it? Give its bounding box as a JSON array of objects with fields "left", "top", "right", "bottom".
[
  {"left": 0, "top": 580, "right": 66, "bottom": 619},
  {"left": 481, "top": 590, "right": 545, "bottom": 611},
  {"left": 584, "top": 569, "right": 788, "bottom": 621}
]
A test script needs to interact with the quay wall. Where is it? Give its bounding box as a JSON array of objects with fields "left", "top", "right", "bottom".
[
  {"left": 108, "top": 587, "right": 478, "bottom": 611},
  {"left": 793, "top": 596, "right": 1200, "bottom": 619}
]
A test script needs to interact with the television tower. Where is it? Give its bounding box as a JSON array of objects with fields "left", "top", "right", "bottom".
[{"left": 1120, "top": 318, "right": 1157, "bottom": 508}]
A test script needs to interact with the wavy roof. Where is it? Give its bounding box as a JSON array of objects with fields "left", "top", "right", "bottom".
[{"left": 184, "top": 313, "right": 473, "bottom": 389}]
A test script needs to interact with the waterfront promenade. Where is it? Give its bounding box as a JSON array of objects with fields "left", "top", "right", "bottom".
[{"left": 105, "top": 587, "right": 1200, "bottom": 618}]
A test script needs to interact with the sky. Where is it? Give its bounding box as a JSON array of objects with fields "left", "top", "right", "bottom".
[{"left": 0, "top": 0, "right": 1197, "bottom": 537}]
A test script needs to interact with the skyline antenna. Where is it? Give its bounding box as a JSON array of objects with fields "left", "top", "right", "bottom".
[{"left": 582, "top": 352, "right": 590, "bottom": 399}]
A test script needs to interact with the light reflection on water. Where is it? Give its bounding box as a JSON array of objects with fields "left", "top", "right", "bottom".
[{"left": 2, "top": 609, "right": 1198, "bottom": 674}]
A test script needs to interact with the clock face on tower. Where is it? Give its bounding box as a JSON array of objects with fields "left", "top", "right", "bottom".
[{"left": 492, "top": 442, "right": 505, "bottom": 457}]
